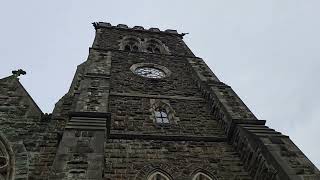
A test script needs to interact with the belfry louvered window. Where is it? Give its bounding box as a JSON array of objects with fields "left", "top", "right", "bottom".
[
  {"left": 124, "top": 41, "right": 139, "bottom": 52},
  {"left": 120, "top": 36, "right": 141, "bottom": 52},
  {"left": 146, "top": 43, "right": 161, "bottom": 53},
  {"left": 145, "top": 39, "right": 166, "bottom": 54}
]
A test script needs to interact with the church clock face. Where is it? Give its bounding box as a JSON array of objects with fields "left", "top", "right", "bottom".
[{"left": 134, "top": 67, "right": 166, "bottom": 79}]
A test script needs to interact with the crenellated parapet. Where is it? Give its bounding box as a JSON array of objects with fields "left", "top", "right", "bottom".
[{"left": 92, "top": 22, "right": 184, "bottom": 37}]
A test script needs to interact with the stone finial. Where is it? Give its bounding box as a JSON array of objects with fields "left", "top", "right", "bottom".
[{"left": 12, "top": 69, "right": 26, "bottom": 77}]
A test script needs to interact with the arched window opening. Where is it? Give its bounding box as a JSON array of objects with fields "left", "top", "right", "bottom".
[
  {"left": 0, "top": 132, "right": 15, "bottom": 180},
  {"left": 120, "top": 37, "right": 141, "bottom": 52},
  {"left": 145, "top": 39, "right": 168, "bottom": 54},
  {"left": 146, "top": 44, "right": 161, "bottom": 53},
  {"left": 148, "top": 172, "right": 170, "bottom": 180},
  {"left": 193, "top": 172, "right": 213, "bottom": 180},
  {"left": 150, "top": 99, "right": 179, "bottom": 125},
  {"left": 154, "top": 107, "right": 169, "bottom": 124}
]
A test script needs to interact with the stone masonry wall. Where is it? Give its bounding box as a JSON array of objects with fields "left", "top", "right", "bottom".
[
  {"left": 92, "top": 26, "right": 255, "bottom": 180},
  {"left": 109, "top": 96, "right": 225, "bottom": 137},
  {"left": 104, "top": 139, "right": 252, "bottom": 180},
  {"left": 1, "top": 22, "right": 319, "bottom": 180},
  {"left": 0, "top": 76, "right": 58, "bottom": 179},
  {"left": 93, "top": 27, "right": 194, "bottom": 57},
  {"left": 109, "top": 51, "right": 202, "bottom": 97},
  {"left": 186, "top": 49, "right": 320, "bottom": 179}
]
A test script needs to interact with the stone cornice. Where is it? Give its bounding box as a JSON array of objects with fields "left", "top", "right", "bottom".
[
  {"left": 108, "top": 133, "right": 227, "bottom": 142},
  {"left": 110, "top": 92, "right": 203, "bottom": 101}
]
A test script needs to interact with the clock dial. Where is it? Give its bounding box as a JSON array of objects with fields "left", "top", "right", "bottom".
[{"left": 134, "top": 67, "right": 166, "bottom": 79}]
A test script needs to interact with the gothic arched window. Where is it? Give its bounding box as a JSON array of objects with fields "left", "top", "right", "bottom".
[
  {"left": 193, "top": 172, "right": 213, "bottom": 180},
  {"left": 120, "top": 37, "right": 141, "bottom": 52},
  {"left": 124, "top": 41, "right": 139, "bottom": 52},
  {"left": 149, "top": 99, "right": 179, "bottom": 125},
  {"left": 144, "top": 39, "right": 168, "bottom": 54},
  {"left": 148, "top": 172, "right": 170, "bottom": 180},
  {"left": 146, "top": 43, "right": 161, "bottom": 53}
]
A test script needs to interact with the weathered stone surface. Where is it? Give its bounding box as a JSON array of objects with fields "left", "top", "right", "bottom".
[
  {"left": 0, "top": 76, "right": 59, "bottom": 179},
  {"left": 104, "top": 139, "right": 251, "bottom": 180},
  {"left": 0, "top": 22, "right": 319, "bottom": 180},
  {"left": 93, "top": 27, "right": 193, "bottom": 57}
]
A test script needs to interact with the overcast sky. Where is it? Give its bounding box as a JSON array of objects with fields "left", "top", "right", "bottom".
[{"left": 0, "top": 1, "right": 319, "bottom": 168}]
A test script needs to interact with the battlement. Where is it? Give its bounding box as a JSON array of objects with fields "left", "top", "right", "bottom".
[{"left": 92, "top": 22, "right": 185, "bottom": 37}]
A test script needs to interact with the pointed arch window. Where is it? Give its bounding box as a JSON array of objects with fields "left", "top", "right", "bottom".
[
  {"left": 193, "top": 172, "right": 213, "bottom": 180},
  {"left": 144, "top": 39, "right": 168, "bottom": 54},
  {"left": 124, "top": 41, "right": 139, "bottom": 52},
  {"left": 124, "top": 41, "right": 139, "bottom": 51},
  {"left": 146, "top": 43, "right": 161, "bottom": 53},
  {"left": 148, "top": 172, "right": 170, "bottom": 180},
  {"left": 120, "top": 36, "right": 141, "bottom": 52},
  {"left": 149, "top": 99, "right": 179, "bottom": 125}
]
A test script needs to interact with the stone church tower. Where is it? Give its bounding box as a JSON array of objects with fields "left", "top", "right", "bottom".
[{"left": 0, "top": 22, "right": 319, "bottom": 180}]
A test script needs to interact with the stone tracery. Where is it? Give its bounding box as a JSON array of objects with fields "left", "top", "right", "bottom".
[
  {"left": 0, "top": 133, "right": 14, "bottom": 180},
  {"left": 119, "top": 36, "right": 142, "bottom": 52},
  {"left": 119, "top": 36, "right": 170, "bottom": 54}
]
